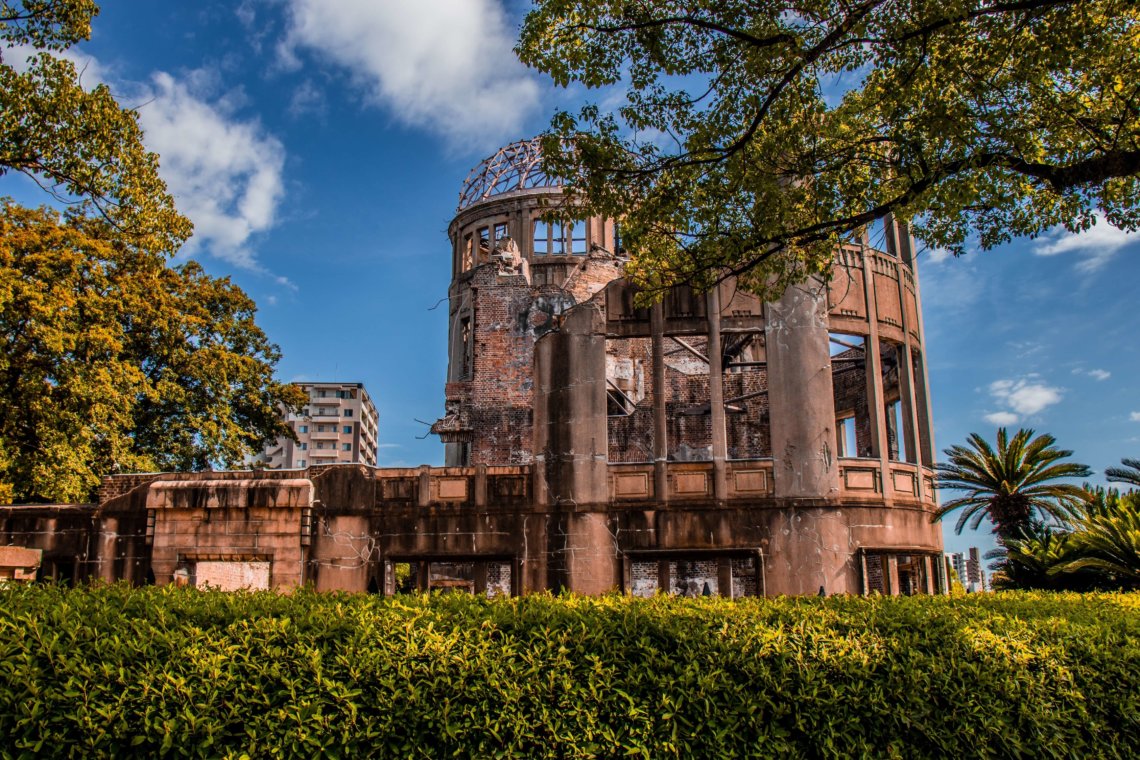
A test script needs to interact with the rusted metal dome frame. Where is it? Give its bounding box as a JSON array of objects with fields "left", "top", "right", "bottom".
[{"left": 457, "top": 138, "right": 563, "bottom": 212}]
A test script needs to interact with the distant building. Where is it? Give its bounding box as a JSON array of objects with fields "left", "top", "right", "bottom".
[
  {"left": 261, "top": 382, "right": 379, "bottom": 468},
  {"left": 945, "top": 549, "right": 988, "bottom": 592},
  {"left": 946, "top": 552, "right": 968, "bottom": 584},
  {"left": 966, "top": 546, "right": 988, "bottom": 591}
]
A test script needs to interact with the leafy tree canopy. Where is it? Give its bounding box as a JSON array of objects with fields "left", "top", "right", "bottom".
[
  {"left": 0, "top": 202, "right": 305, "bottom": 504},
  {"left": 0, "top": 0, "right": 191, "bottom": 253},
  {"left": 518, "top": 0, "right": 1140, "bottom": 299}
]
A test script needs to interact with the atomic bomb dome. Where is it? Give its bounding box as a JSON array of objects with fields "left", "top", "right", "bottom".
[{"left": 4, "top": 140, "right": 945, "bottom": 599}]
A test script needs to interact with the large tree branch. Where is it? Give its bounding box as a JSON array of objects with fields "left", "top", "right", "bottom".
[
  {"left": 579, "top": 14, "right": 794, "bottom": 49},
  {"left": 890, "top": 0, "right": 1078, "bottom": 45},
  {"left": 710, "top": 147, "right": 1140, "bottom": 284}
]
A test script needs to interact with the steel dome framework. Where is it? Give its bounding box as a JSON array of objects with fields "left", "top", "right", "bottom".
[{"left": 457, "top": 138, "right": 563, "bottom": 212}]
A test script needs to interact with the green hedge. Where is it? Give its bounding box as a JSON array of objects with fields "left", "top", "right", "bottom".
[{"left": 0, "top": 586, "right": 1137, "bottom": 758}]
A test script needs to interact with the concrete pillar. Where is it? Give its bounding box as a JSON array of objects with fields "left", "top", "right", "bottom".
[
  {"left": 892, "top": 219, "right": 923, "bottom": 472},
  {"left": 860, "top": 242, "right": 891, "bottom": 494},
  {"left": 534, "top": 301, "right": 617, "bottom": 592},
  {"left": 97, "top": 517, "right": 118, "bottom": 583},
  {"left": 707, "top": 285, "right": 728, "bottom": 501},
  {"left": 417, "top": 466, "right": 431, "bottom": 507},
  {"left": 898, "top": 223, "right": 937, "bottom": 466},
  {"left": 650, "top": 302, "right": 669, "bottom": 503},
  {"left": 765, "top": 280, "right": 840, "bottom": 499},
  {"left": 474, "top": 464, "right": 487, "bottom": 507},
  {"left": 534, "top": 302, "right": 609, "bottom": 507},
  {"left": 564, "top": 512, "right": 619, "bottom": 594}
]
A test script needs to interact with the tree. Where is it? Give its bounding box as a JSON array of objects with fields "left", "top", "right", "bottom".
[
  {"left": 1105, "top": 457, "right": 1140, "bottom": 489},
  {"left": 1, "top": 1, "right": 190, "bottom": 253},
  {"left": 0, "top": 202, "right": 305, "bottom": 503},
  {"left": 1051, "top": 487, "right": 1140, "bottom": 587},
  {"left": 987, "top": 520, "right": 1087, "bottom": 590},
  {"left": 517, "top": 1, "right": 1140, "bottom": 299},
  {"left": 934, "top": 428, "right": 1090, "bottom": 544}
]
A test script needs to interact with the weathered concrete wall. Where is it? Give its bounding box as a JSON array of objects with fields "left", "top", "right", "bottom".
[{"left": 0, "top": 505, "right": 96, "bottom": 582}]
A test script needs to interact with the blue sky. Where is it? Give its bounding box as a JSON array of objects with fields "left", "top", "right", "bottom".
[{"left": 3, "top": 1, "right": 1138, "bottom": 558}]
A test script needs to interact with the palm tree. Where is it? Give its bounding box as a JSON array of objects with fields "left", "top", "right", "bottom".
[
  {"left": 934, "top": 428, "right": 1091, "bottom": 544},
  {"left": 988, "top": 521, "right": 1085, "bottom": 590},
  {"left": 1052, "top": 490, "right": 1140, "bottom": 588},
  {"left": 1105, "top": 457, "right": 1140, "bottom": 489}
]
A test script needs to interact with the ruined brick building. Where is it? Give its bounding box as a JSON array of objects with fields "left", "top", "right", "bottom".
[{"left": 1, "top": 139, "right": 944, "bottom": 597}]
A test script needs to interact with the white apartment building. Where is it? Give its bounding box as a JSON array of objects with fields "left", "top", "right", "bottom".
[{"left": 261, "top": 382, "right": 379, "bottom": 469}]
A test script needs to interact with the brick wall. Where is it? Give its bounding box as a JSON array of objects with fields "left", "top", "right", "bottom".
[
  {"left": 98, "top": 474, "right": 162, "bottom": 505},
  {"left": 461, "top": 258, "right": 626, "bottom": 466}
]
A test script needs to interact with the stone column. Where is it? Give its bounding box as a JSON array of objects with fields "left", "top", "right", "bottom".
[
  {"left": 97, "top": 517, "right": 118, "bottom": 583},
  {"left": 650, "top": 302, "right": 669, "bottom": 503},
  {"left": 861, "top": 243, "right": 891, "bottom": 496},
  {"left": 533, "top": 301, "right": 618, "bottom": 593},
  {"left": 766, "top": 280, "right": 840, "bottom": 498},
  {"left": 707, "top": 285, "right": 728, "bottom": 501}
]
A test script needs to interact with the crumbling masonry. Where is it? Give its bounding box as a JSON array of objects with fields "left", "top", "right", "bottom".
[{"left": 1, "top": 139, "right": 943, "bottom": 596}]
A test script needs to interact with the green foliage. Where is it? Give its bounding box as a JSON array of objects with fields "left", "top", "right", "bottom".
[
  {"left": 1, "top": 585, "right": 1138, "bottom": 758},
  {"left": 1105, "top": 457, "right": 1140, "bottom": 489},
  {"left": 0, "top": 202, "right": 305, "bottom": 503},
  {"left": 1052, "top": 488, "right": 1140, "bottom": 586},
  {"left": 517, "top": 1, "right": 1140, "bottom": 299},
  {"left": 989, "top": 521, "right": 1092, "bottom": 591},
  {"left": 0, "top": 1, "right": 191, "bottom": 254},
  {"left": 991, "top": 487, "right": 1140, "bottom": 591},
  {"left": 935, "top": 428, "right": 1091, "bottom": 543}
]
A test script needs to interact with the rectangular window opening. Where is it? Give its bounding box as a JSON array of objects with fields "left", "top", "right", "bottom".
[
  {"left": 533, "top": 220, "right": 549, "bottom": 255},
  {"left": 570, "top": 220, "right": 587, "bottom": 254}
]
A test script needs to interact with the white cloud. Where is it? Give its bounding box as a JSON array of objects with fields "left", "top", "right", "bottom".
[
  {"left": 135, "top": 71, "right": 286, "bottom": 269},
  {"left": 1071, "top": 367, "right": 1111, "bottom": 381},
  {"left": 989, "top": 377, "right": 1063, "bottom": 416},
  {"left": 7, "top": 46, "right": 287, "bottom": 270},
  {"left": 925, "top": 247, "right": 953, "bottom": 264},
  {"left": 984, "top": 411, "right": 1020, "bottom": 426},
  {"left": 1035, "top": 215, "right": 1140, "bottom": 272},
  {"left": 1131, "top": 412, "right": 1140, "bottom": 422},
  {"left": 278, "top": 0, "right": 541, "bottom": 150},
  {"left": 287, "top": 78, "right": 327, "bottom": 120}
]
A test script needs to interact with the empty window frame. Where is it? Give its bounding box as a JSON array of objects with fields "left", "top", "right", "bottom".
[
  {"left": 493, "top": 222, "right": 508, "bottom": 242},
  {"left": 570, "top": 220, "right": 587, "bottom": 254},
  {"left": 534, "top": 218, "right": 587, "bottom": 255},
  {"left": 460, "top": 317, "right": 473, "bottom": 378},
  {"left": 462, "top": 233, "right": 473, "bottom": 271},
  {"left": 836, "top": 415, "right": 857, "bottom": 458},
  {"left": 533, "top": 220, "right": 550, "bottom": 255}
]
